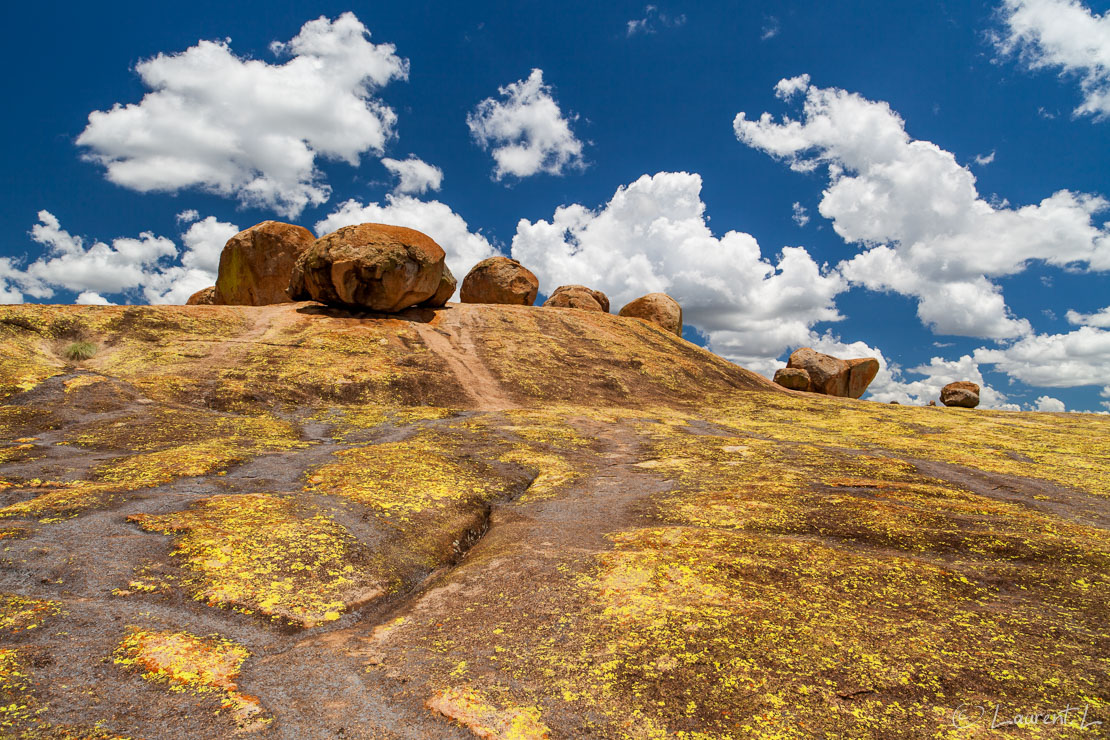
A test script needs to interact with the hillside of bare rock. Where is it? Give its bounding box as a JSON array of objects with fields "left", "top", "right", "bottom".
[{"left": 0, "top": 302, "right": 1107, "bottom": 738}]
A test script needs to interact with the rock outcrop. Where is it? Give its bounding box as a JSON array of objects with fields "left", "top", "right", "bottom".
[
  {"left": 186, "top": 286, "right": 219, "bottom": 306},
  {"left": 941, "top": 381, "right": 980, "bottom": 408},
  {"left": 773, "top": 367, "right": 812, "bottom": 391},
  {"left": 460, "top": 257, "right": 539, "bottom": 306},
  {"left": 216, "top": 221, "right": 315, "bottom": 306},
  {"left": 421, "top": 265, "right": 457, "bottom": 308},
  {"left": 618, "top": 293, "right": 682, "bottom": 336},
  {"left": 288, "top": 223, "right": 447, "bottom": 312},
  {"left": 542, "top": 285, "right": 609, "bottom": 312},
  {"left": 782, "top": 348, "right": 879, "bottom": 399}
]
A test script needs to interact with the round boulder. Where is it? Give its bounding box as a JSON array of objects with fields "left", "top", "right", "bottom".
[
  {"left": 460, "top": 257, "right": 539, "bottom": 306},
  {"left": 543, "top": 285, "right": 609, "bottom": 312},
  {"left": 216, "top": 221, "right": 315, "bottom": 305},
  {"left": 773, "top": 367, "right": 812, "bottom": 392},
  {"left": 941, "top": 381, "right": 980, "bottom": 408},
  {"left": 421, "top": 264, "right": 457, "bottom": 308},
  {"left": 186, "top": 286, "right": 219, "bottom": 306},
  {"left": 618, "top": 293, "right": 683, "bottom": 336},
  {"left": 288, "top": 223, "right": 446, "bottom": 312}
]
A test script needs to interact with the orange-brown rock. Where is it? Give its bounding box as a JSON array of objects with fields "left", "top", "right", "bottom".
[
  {"left": 786, "top": 348, "right": 879, "bottom": 399},
  {"left": 941, "top": 381, "right": 980, "bottom": 408},
  {"left": 543, "top": 285, "right": 609, "bottom": 312},
  {"left": 460, "top": 257, "right": 539, "bottom": 306},
  {"left": 216, "top": 221, "right": 314, "bottom": 306},
  {"left": 185, "top": 286, "right": 219, "bottom": 306},
  {"left": 618, "top": 293, "right": 682, "bottom": 336},
  {"left": 288, "top": 223, "right": 446, "bottom": 312},
  {"left": 773, "top": 367, "right": 811, "bottom": 391},
  {"left": 421, "top": 264, "right": 457, "bottom": 308}
]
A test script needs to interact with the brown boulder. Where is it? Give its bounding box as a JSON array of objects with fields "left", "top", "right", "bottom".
[
  {"left": 543, "top": 285, "right": 610, "bottom": 312},
  {"left": 216, "top": 221, "right": 315, "bottom": 305},
  {"left": 941, "top": 381, "right": 980, "bottom": 408},
  {"left": 460, "top": 257, "right": 539, "bottom": 306},
  {"left": 786, "top": 348, "right": 879, "bottom": 399},
  {"left": 421, "top": 265, "right": 457, "bottom": 308},
  {"left": 289, "top": 223, "right": 446, "bottom": 312},
  {"left": 618, "top": 293, "right": 683, "bottom": 336},
  {"left": 773, "top": 367, "right": 811, "bottom": 391},
  {"left": 186, "top": 286, "right": 219, "bottom": 306}
]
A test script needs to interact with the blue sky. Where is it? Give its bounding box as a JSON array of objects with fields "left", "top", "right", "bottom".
[{"left": 2, "top": 1, "right": 1109, "bottom": 411}]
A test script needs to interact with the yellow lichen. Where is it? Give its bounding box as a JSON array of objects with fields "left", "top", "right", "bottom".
[{"left": 426, "top": 686, "right": 551, "bottom": 739}]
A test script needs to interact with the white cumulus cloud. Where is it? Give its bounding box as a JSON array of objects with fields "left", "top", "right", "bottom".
[
  {"left": 1066, "top": 304, "right": 1110, "bottom": 327},
  {"left": 510, "top": 171, "right": 846, "bottom": 370},
  {"left": 4, "top": 211, "right": 237, "bottom": 305},
  {"left": 314, "top": 195, "right": 497, "bottom": 292},
  {"left": 467, "top": 69, "right": 585, "bottom": 180},
  {"left": 734, "top": 76, "right": 1110, "bottom": 339},
  {"left": 76, "top": 12, "right": 409, "bottom": 217},
  {"left": 1035, "top": 395, "right": 1067, "bottom": 411},
  {"left": 974, "top": 326, "right": 1110, "bottom": 388},
  {"left": 381, "top": 156, "right": 444, "bottom": 195},
  {"left": 995, "top": 0, "right": 1110, "bottom": 119}
]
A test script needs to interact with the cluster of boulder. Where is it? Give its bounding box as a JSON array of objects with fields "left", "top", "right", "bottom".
[
  {"left": 773, "top": 348, "right": 880, "bottom": 399},
  {"left": 186, "top": 220, "right": 683, "bottom": 336}
]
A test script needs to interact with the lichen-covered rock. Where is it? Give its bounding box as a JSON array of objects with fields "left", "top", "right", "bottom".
[
  {"left": 773, "top": 367, "right": 811, "bottom": 391},
  {"left": 216, "top": 221, "right": 315, "bottom": 306},
  {"left": 421, "top": 265, "right": 457, "bottom": 308},
  {"left": 786, "top": 348, "right": 879, "bottom": 399},
  {"left": 543, "top": 285, "right": 609, "bottom": 312},
  {"left": 186, "top": 286, "right": 219, "bottom": 306},
  {"left": 941, "top": 381, "right": 980, "bottom": 408},
  {"left": 618, "top": 293, "right": 682, "bottom": 336},
  {"left": 460, "top": 257, "right": 539, "bottom": 306},
  {"left": 289, "top": 223, "right": 446, "bottom": 312}
]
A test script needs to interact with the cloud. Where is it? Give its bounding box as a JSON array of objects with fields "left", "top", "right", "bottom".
[
  {"left": 974, "top": 150, "right": 996, "bottom": 165},
  {"left": 1066, "top": 304, "right": 1110, "bottom": 327},
  {"left": 4, "top": 211, "right": 237, "bottom": 305},
  {"left": 76, "top": 12, "right": 409, "bottom": 217},
  {"left": 791, "top": 202, "right": 810, "bottom": 226},
  {"left": 510, "top": 171, "right": 846, "bottom": 369},
  {"left": 314, "top": 195, "right": 497, "bottom": 289},
  {"left": 626, "top": 5, "right": 687, "bottom": 36},
  {"left": 75, "top": 292, "right": 113, "bottom": 306},
  {"left": 761, "top": 17, "right": 781, "bottom": 41},
  {"left": 381, "top": 156, "right": 444, "bottom": 195},
  {"left": 974, "top": 326, "right": 1110, "bottom": 388},
  {"left": 1035, "top": 395, "right": 1067, "bottom": 411},
  {"left": 175, "top": 209, "right": 200, "bottom": 224},
  {"left": 467, "top": 69, "right": 585, "bottom": 180},
  {"left": 734, "top": 76, "right": 1110, "bottom": 339},
  {"left": 995, "top": 0, "right": 1110, "bottom": 118}
]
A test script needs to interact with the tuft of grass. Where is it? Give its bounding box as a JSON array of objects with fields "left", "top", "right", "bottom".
[{"left": 64, "top": 341, "right": 97, "bottom": 362}]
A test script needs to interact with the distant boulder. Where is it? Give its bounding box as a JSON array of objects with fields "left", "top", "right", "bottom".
[
  {"left": 289, "top": 223, "right": 446, "bottom": 312},
  {"left": 618, "top": 293, "right": 682, "bottom": 336},
  {"left": 421, "top": 264, "right": 457, "bottom": 308},
  {"left": 186, "top": 286, "right": 219, "bottom": 306},
  {"left": 773, "top": 367, "right": 812, "bottom": 392},
  {"left": 460, "top": 257, "right": 539, "bottom": 306},
  {"left": 941, "top": 381, "right": 980, "bottom": 408},
  {"left": 216, "top": 221, "right": 315, "bottom": 305},
  {"left": 543, "top": 285, "right": 609, "bottom": 312},
  {"left": 784, "top": 348, "right": 879, "bottom": 399}
]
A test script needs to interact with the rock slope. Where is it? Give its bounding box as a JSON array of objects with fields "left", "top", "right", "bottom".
[{"left": 0, "top": 302, "right": 1107, "bottom": 738}]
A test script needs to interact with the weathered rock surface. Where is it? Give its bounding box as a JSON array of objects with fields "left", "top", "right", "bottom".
[
  {"left": 773, "top": 367, "right": 812, "bottom": 391},
  {"left": 785, "top": 348, "right": 879, "bottom": 398},
  {"left": 185, "top": 286, "right": 219, "bottom": 306},
  {"left": 941, "top": 381, "right": 981, "bottom": 408},
  {"left": 216, "top": 221, "right": 315, "bottom": 306},
  {"left": 542, "top": 284, "right": 610, "bottom": 312},
  {"left": 460, "top": 257, "right": 539, "bottom": 306},
  {"left": 289, "top": 223, "right": 446, "bottom": 312},
  {"left": 618, "top": 292, "right": 683, "bottom": 335},
  {"left": 421, "top": 264, "right": 456, "bottom": 308}
]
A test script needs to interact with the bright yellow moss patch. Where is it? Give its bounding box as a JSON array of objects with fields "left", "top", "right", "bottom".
[
  {"left": 114, "top": 628, "right": 264, "bottom": 729},
  {"left": 0, "top": 593, "right": 59, "bottom": 633},
  {"left": 130, "top": 493, "right": 383, "bottom": 627},
  {"left": 426, "top": 686, "right": 551, "bottom": 739}
]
